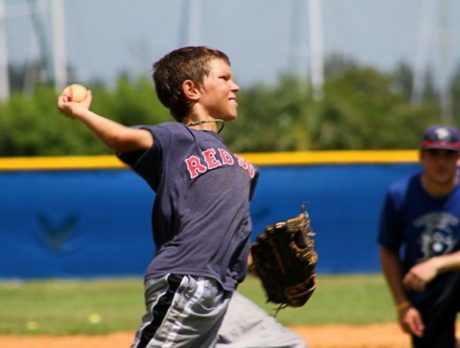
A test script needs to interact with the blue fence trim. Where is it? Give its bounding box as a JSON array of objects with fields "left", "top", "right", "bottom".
[{"left": 0, "top": 160, "right": 420, "bottom": 279}]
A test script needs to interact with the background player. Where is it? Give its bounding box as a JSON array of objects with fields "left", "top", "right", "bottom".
[{"left": 378, "top": 124, "right": 460, "bottom": 347}]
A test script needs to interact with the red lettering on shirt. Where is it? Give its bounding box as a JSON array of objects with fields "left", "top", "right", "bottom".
[
  {"left": 248, "top": 163, "right": 256, "bottom": 178},
  {"left": 184, "top": 155, "right": 208, "bottom": 179},
  {"left": 184, "top": 149, "right": 255, "bottom": 179},
  {"left": 202, "top": 148, "right": 222, "bottom": 169},
  {"left": 218, "top": 149, "right": 235, "bottom": 165},
  {"left": 235, "top": 155, "right": 256, "bottom": 178},
  {"left": 236, "top": 155, "right": 248, "bottom": 169}
]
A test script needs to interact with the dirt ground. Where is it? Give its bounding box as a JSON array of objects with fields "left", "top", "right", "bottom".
[{"left": 0, "top": 323, "right": 418, "bottom": 348}]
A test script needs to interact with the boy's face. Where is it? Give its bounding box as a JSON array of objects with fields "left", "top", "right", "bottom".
[{"left": 198, "top": 58, "right": 240, "bottom": 121}]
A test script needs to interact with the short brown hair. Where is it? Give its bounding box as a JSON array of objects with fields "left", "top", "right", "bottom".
[{"left": 152, "top": 46, "right": 231, "bottom": 122}]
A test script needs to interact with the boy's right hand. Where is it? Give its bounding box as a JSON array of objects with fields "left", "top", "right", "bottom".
[{"left": 57, "top": 89, "right": 93, "bottom": 119}]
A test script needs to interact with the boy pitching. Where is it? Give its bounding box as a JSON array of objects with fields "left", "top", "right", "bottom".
[{"left": 58, "top": 46, "right": 258, "bottom": 347}]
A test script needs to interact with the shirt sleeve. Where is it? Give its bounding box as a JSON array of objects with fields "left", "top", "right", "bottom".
[
  {"left": 377, "top": 191, "right": 404, "bottom": 251},
  {"left": 249, "top": 169, "right": 259, "bottom": 201},
  {"left": 116, "top": 125, "right": 165, "bottom": 191}
]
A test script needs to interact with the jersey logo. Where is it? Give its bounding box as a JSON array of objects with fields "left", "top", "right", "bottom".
[
  {"left": 414, "top": 212, "right": 459, "bottom": 261},
  {"left": 184, "top": 148, "right": 255, "bottom": 179}
]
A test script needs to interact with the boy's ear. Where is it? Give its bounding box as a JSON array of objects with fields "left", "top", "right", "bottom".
[{"left": 182, "top": 80, "right": 201, "bottom": 101}]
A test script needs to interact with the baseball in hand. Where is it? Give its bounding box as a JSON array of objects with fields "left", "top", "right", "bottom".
[{"left": 61, "top": 84, "right": 87, "bottom": 102}]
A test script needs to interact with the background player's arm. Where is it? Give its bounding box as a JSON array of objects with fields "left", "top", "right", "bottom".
[
  {"left": 57, "top": 90, "right": 153, "bottom": 153},
  {"left": 379, "top": 246, "right": 407, "bottom": 307},
  {"left": 403, "top": 250, "right": 460, "bottom": 292},
  {"left": 380, "top": 246, "right": 424, "bottom": 337}
]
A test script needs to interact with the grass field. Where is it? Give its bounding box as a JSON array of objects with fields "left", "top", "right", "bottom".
[{"left": 0, "top": 274, "right": 396, "bottom": 335}]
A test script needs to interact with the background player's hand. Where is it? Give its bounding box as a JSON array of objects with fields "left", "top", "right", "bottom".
[
  {"left": 57, "top": 89, "right": 93, "bottom": 119},
  {"left": 398, "top": 306, "right": 424, "bottom": 337},
  {"left": 402, "top": 258, "right": 439, "bottom": 292}
]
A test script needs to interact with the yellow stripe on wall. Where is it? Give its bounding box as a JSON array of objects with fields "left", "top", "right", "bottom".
[
  {"left": 0, "top": 150, "right": 419, "bottom": 171},
  {"left": 0, "top": 156, "right": 126, "bottom": 171},
  {"left": 242, "top": 150, "right": 419, "bottom": 165}
]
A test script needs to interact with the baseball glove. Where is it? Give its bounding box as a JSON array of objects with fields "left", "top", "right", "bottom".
[{"left": 250, "top": 209, "right": 318, "bottom": 309}]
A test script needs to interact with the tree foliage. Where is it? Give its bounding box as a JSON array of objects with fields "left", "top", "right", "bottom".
[{"left": 0, "top": 59, "right": 458, "bottom": 156}]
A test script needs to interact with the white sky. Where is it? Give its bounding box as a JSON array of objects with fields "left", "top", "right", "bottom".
[{"left": 3, "top": 0, "right": 460, "bottom": 88}]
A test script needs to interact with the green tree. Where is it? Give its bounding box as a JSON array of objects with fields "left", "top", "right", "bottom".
[
  {"left": 1, "top": 59, "right": 458, "bottom": 156},
  {"left": 225, "top": 75, "right": 313, "bottom": 152}
]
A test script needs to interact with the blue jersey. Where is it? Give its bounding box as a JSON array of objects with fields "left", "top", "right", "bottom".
[
  {"left": 118, "top": 122, "right": 258, "bottom": 291},
  {"left": 378, "top": 173, "right": 460, "bottom": 304}
]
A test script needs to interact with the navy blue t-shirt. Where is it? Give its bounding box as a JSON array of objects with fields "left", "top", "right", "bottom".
[
  {"left": 118, "top": 122, "right": 258, "bottom": 291},
  {"left": 378, "top": 173, "right": 460, "bottom": 304}
]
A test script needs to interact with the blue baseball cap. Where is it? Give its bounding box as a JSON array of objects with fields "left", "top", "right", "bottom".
[{"left": 421, "top": 125, "right": 460, "bottom": 151}]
